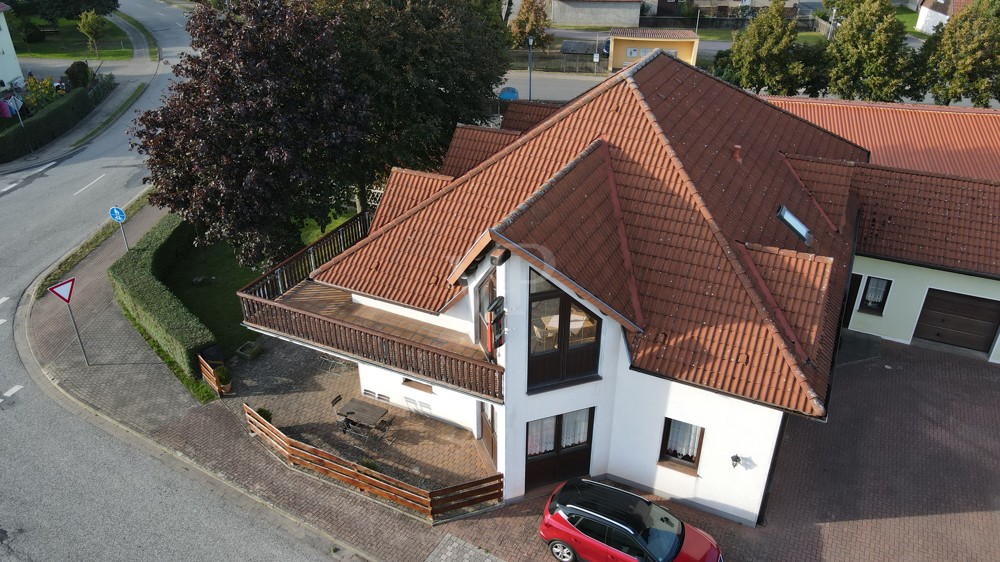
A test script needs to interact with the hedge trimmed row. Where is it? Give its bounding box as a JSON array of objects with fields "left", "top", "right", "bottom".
[
  {"left": 0, "top": 74, "right": 117, "bottom": 162},
  {"left": 108, "top": 214, "right": 216, "bottom": 380}
]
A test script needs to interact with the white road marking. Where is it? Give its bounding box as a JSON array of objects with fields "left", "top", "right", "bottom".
[
  {"left": 0, "top": 319, "right": 6, "bottom": 326},
  {"left": 156, "top": 11, "right": 165, "bottom": 16},
  {"left": 0, "top": 297, "right": 8, "bottom": 305},
  {"left": 74, "top": 174, "right": 106, "bottom": 196},
  {"left": 1, "top": 162, "right": 57, "bottom": 193}
]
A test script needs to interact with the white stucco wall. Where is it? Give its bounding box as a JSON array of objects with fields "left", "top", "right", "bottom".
[
  {"left": 915, "top": 6, "right": 949, "bottom": 34},
  {"left": 608, "top": 373, "right": 784, "bottom": 526},
  {"left": 551, "top": 1, "right": 641, "bottom": 26},
  {"left": 0, "top": 14, "right": 22, "bottom": 87},
  {"left": 849, "top": 256, "right": 1000, "bottom": 362},
  {"left": 497, "top": 255, "right": 628, "bottom": 500},
  {"left": 356, "top": 363, "right": 482, "bottom": 430}
]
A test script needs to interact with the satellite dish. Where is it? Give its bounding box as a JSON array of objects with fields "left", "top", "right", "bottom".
[{"left": 498, "top": 87, "right": 519, "bottom": 101}]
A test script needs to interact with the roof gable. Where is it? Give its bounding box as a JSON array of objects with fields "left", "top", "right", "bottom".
[
  {"left": 492, "top": 138, "right": 644, "bottom": 330},
  {"left": 369, "top": 169, "right": 453, "bottom": 232},
  {"left": 501, "top": 100, "right": 562, "bottom": 132}
]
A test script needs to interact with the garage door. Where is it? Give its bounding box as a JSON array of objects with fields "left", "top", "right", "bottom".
[{"left": 914, "top": 289, "right": 1000, "bottom": 352}]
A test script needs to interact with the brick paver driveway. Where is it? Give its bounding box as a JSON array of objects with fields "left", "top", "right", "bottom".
[{"left": 651, "top": 340, "right": 1000, "bottom": 562}]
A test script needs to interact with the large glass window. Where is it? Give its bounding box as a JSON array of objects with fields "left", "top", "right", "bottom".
[
  {"left": 526, "top": 408, "right": 593, "bottom": 457},
  {"left": 528, "top": 270, "right": 601, "bottom": 391}
]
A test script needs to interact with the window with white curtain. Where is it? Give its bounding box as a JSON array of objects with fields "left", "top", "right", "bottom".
[
  {"left": 658, "top": 418, "right": 704, "bottom": 469},
  {"left": 561, "top": 408, "right": 590, "bottom": 448},
  {"left": 526, "top": 408, "right": 593, "bottom": 457},
  {"left": 527, "top": 416, "right": 557, "bottom": 456},
  {"left": 859, "top": 276, "right": 892, "bottom": 315}
]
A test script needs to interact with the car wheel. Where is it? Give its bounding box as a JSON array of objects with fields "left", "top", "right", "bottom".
[{"left": 548, "top": 540, "right": 576, "bottom": 562}]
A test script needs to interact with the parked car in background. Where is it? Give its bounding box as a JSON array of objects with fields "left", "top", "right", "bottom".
[{"left": 539, "top": 478, "right": 723, "bottom": 562}]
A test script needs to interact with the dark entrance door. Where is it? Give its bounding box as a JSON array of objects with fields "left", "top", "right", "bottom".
[
  {"left": 915, "top": 289, "right": 1000, "bottom": 353},
  {"left": 525, "top": 407, "right": 594, "bottom": 489}
]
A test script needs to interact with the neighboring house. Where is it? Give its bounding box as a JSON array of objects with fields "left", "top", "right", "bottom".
[
  {"left": 241, "top": 50, "right": 874, "bottom": 526},
  {"left": 551, "top": 0, "right": 644, "bottom": 27},
  {"left": 0, "top": 4, "right": 22, "bottom": 87},
  {"left": 770, "top": 98, "right": 1000, "bottom": 362},
  {"left": 915, "top": 0, "right": 972, "bottom": 34},
  {"left": 608, "top": 27, "right": 699, "bottom": 69}
]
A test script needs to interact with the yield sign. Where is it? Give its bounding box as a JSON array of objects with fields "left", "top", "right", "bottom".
[{"left": 48, "top": 278, "right": 75, "bottom": 304}]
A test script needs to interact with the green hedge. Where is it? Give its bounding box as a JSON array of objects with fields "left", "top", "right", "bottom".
[
  {"left": 108, "top": 214, "right": 216, "bottom": 380},
  {"left": 0, "top": 74, "right": 117, "bottom": 162}
]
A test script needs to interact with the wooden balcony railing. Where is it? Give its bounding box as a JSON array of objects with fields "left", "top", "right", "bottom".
[
  {"left": 237, "top": 211, "right": 504, "bottom": 401},
  {"left": 240, "top": 212, "right": 373, "bottom": 301}
]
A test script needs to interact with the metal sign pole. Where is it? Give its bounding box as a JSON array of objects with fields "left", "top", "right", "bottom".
[
  {"left": 67, "top": 303, "right": 90, "bottom": 366},
  {"left": 119, "top": 222, "right": 129, "bottom": 250}
]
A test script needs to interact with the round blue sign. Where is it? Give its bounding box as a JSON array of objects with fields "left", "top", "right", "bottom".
[
  {"left": 499, "top": 87, "right": 519, "bottom": 101},
  {"left": 109, "top": 206, "right": 126, "bottom": 223}
]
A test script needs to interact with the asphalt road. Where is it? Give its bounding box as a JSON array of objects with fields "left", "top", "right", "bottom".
[{"left": 0, "top": 1, "right": 334, "bottom": 560}]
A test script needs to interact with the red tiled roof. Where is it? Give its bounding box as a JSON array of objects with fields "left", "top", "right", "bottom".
[
  {"left": 501, "top": 100, "right": 562, "bottom": 132},
  {"left": 369, "top": 169, "right": 452, "bottom": 232},
  {"left": 610, "top": 28, "right": 699, "bottom": 40},
  {"left": 769, "top": 97, "right": 1000, "bottom": 181},
  {"left": 790, "top": 155, "right": 1000, "bottom": 277},
  {"left": 314, "top": 53, "right": 869, "bottom": 417},
  {"left": 492, "top": 138, "right": 644, "bottom": 330},
  {"left": 439, "top": 125, "right": 520, "bottom": 177}
]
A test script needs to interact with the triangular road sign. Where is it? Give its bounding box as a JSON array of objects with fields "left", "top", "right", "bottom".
[{"left": 48, "top": 278, "right": 75, "bottom": 304}]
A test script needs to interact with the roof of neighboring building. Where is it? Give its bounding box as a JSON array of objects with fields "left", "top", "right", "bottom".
[
  {"left": 369, "top": 169, "right": 452, "bottom": 232},
  {"left": 610, "top": 28, "right": 700, "bottom": 40},
  {"left": 439, "top": 125, "right": 520, "bottom": 177},
  {"left": 501, "top": 100, "right": 562, "bottom": 132},
  {"left": 313, "top": 52, "right": 872, "bottom": 417},
  {"left": 769, "top": 97, "right": 1000, "bottom": 181},
  {"left": 790, "top": 155, "right": 1000, "bottom": 277}
]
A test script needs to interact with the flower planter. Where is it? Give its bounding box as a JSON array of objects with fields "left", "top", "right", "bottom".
[{"left": 236, "top": 340, "right": 263, "bottom": 360}]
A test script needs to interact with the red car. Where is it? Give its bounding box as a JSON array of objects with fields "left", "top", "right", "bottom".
[{"left": 538, "top": 478, "right": 723, "bottom": 562}]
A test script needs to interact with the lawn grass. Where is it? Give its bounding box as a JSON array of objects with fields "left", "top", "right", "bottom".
[
  {"left": 300, "top": 212, "right": 355, "bottom": 245},
  {"left": 797, "top": 31, "right": 827, "bottom": 45},
  {"left": 697, "top": 28, "right": 738, "bottom": 41},
  {"left": 13, "top": 17, "right": 132, "bottom": 60},
  {"left": 161, "top": 243, "right": 261, "bottom": 358},
  {"left": 895, "top": 6, "right": 931, "bottom": 40}
]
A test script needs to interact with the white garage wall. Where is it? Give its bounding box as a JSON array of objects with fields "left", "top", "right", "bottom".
[{"left": 849, "top": 256, "right": 1000, "bottom": 362}]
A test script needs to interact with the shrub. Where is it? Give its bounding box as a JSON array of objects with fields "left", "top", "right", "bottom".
[
  {"left": 65, "top": 61, "right": 91, "bottom": 89},
  {"left": 22, "top": 23, "right": 45, "bottom": 43},
  {"left": 255, "top": 407, "right": 272, "bottom": 423},
  {"left": 214, "top": 365, "right": 231, "bottom": 385},
  {"left": 108, "top": 214, "right": 216, "bottom": 382},
  {"left": 25, "top": 76, "right": 63, "bottom": 111},
  {"left": 359, "top": 458, "right": 382, "bottom": 472}
]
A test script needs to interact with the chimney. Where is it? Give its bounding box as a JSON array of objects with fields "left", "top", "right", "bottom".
[{"left": 733, "top": 144, "right": 743, "bottom": 163}]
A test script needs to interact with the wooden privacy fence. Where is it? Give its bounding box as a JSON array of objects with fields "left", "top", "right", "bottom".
[
  {"left": 243, "top": 404, "right": 503, "bottom": 522},
  {"left": 198, "top": 353, "right": 223, "bottom": 396}
]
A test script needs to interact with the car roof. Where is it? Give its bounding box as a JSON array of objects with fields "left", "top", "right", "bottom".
[{"left": 555, "top": 479, "right": 652, "bottom": 535}]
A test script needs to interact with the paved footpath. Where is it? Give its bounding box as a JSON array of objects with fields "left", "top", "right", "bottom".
[{"left": 11, "top": 10, "right": 1000, "bottom": 562}]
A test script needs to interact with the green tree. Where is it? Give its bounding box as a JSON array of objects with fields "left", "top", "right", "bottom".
[
  {"left": 928, "top": 0, "right": 1000, "bottom": 107},
  {"left": 130, "top": 0, "right": 368, "bottom": 267},
  {"left": 788, "top": 41, "right": 832, "bottom": 97},
  {"left": 510, "top": 0, "right": 552, "bottom": 50},
  {"left": 821, "top": 0, "right": 864, "bottom": 18},
  {"left": 317, "top": 0, "right": 509, "bottom": 204},
  {"left": 828, "top": 0, "right": 911, "bottom": 102},
  {"left": 77, "top": 10, "right": 107, "bottom": 56},
  {"left": 904, "top": 22, "right": 943, "bottom": 101},
  {"left": 729, "top": 0, "right": 798, "bottom": 94}
]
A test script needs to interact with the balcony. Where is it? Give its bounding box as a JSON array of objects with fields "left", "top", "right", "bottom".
[{"left": 238, "top": 213, "right": 504, "bottom": 401}]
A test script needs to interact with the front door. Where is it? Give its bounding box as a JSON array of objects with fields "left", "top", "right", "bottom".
[{"left": 525, "top": 407, "right": 594, "bottom": 489}]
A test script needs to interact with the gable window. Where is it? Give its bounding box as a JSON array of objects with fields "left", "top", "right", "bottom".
[
  {"left": 477, "top": 271, "right": 498, "bottom": 359},
  {"left": 528, "top": 270, "right": 601, "bottom": 391},
  {"left": 858, "top": 276, "right": 892, "bottom": 315},
  {"left": 659, "top": 418, "right": 704, "bottom": 473}
]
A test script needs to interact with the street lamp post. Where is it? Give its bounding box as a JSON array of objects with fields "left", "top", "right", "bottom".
[{"left": 528, "top": 35, "right": 534, "bottom": 101}]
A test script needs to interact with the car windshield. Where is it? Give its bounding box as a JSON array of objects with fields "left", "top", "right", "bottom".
[{"left": 636, "top": 502, "right": 683, "bottom": 562}]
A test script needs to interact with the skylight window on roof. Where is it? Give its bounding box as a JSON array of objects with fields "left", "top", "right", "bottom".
[{"left": 777, "top": 205, "right": 812, "bottom": 244}]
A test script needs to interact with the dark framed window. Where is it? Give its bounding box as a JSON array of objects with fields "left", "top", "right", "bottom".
[
  {"left": 528, "top": 270, "right": 601, "bottom": 391},
  {"left": 858, "top": 276, "right": 892, "bottom": 315},
  {"left": 476, "top": 270, "right": 497, "bottom": 359},
  {"left": 526, "top": 408, "right": 593, "bottom": 457},
  {"left": 659, "top": 418, "right": 704, "bottom": 471}
]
